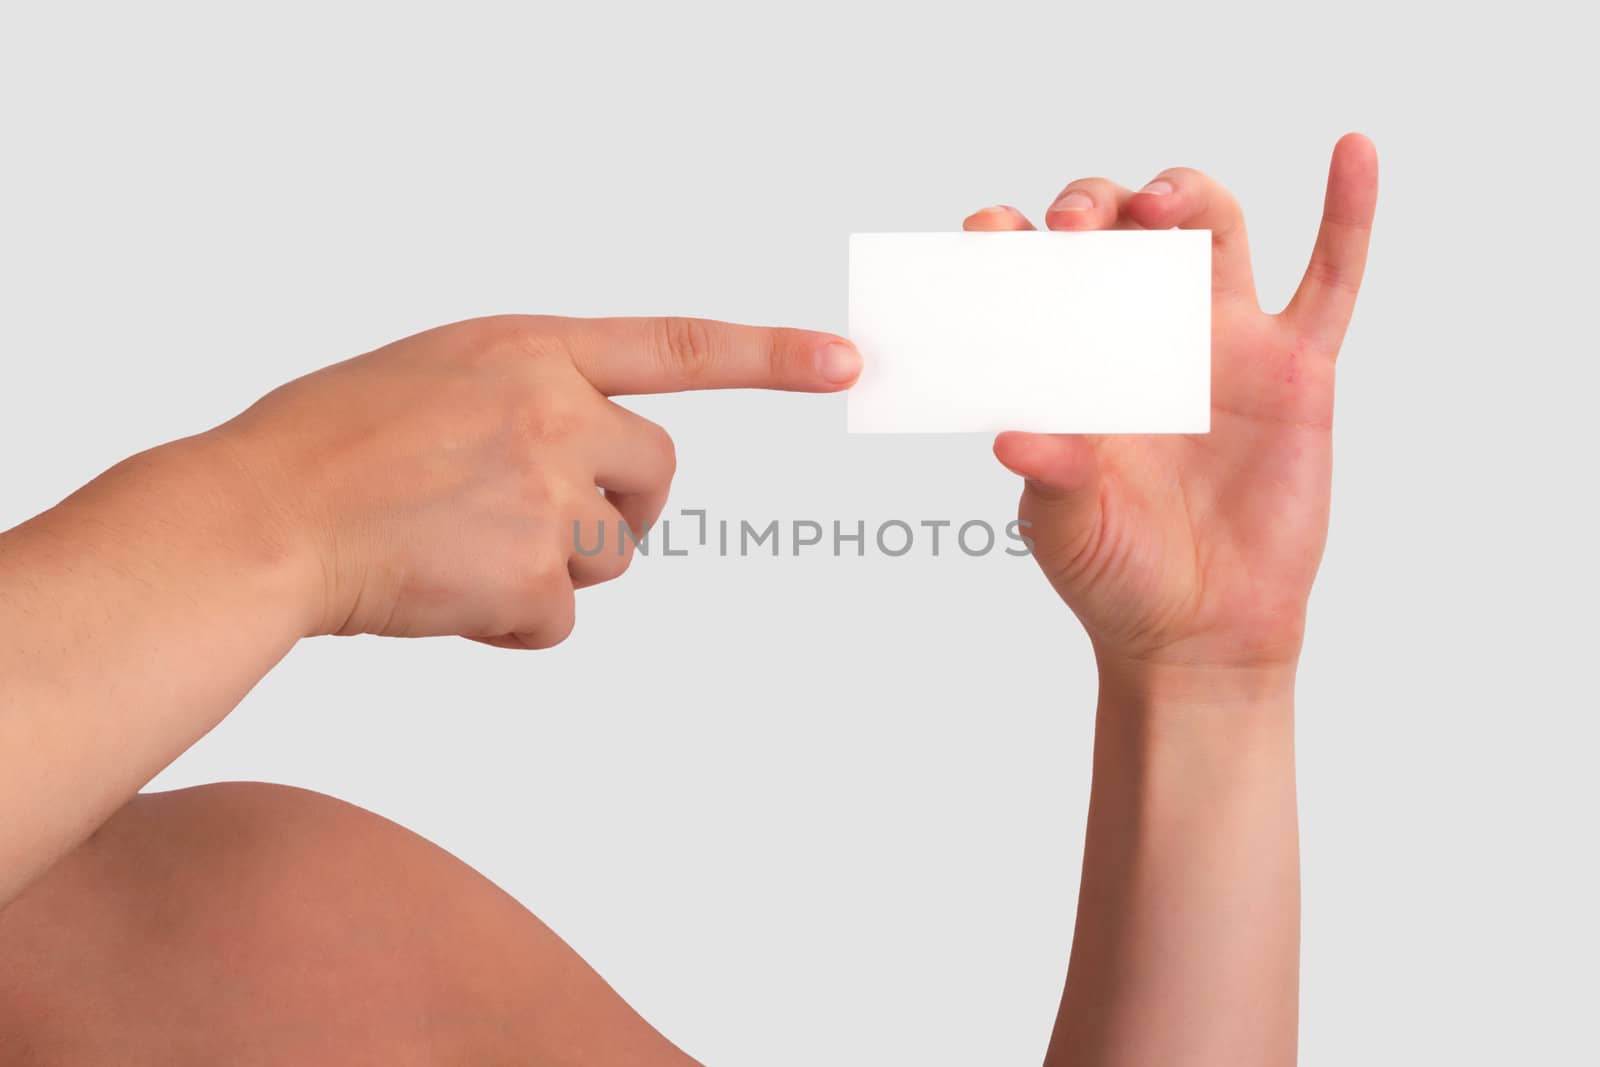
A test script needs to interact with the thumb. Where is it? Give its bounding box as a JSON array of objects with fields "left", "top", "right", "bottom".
[{"left": 994, "top": 431, "right": 1102, "bottom": 568}]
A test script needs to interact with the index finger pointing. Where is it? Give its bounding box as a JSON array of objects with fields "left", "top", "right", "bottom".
[{"left": 555, "top": 316, "right": 862, "bottom": 396}]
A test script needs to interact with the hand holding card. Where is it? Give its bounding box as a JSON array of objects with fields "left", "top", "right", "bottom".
[{"left": 922, "top": 137, "right": 1377, "bottom": 677}]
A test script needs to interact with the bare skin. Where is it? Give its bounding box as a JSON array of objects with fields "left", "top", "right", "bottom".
[
  {"left": 0, "top": 137, "right": 1375, "bottom": 1065},
  {"left": 0, "top": 783, "right": 699, "bottom": 1066},
  {"left": 968, "top": 133, "right": 1378, "bottom": 1066}
]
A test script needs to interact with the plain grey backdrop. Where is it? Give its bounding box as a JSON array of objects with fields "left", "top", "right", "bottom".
[{"left": 2, "top": 2, "right": 1595, "bottom": 1063}]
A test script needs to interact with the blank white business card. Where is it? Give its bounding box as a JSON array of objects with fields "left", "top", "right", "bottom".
[{"left": 847, "top": 231, "right": 1211, "bottom": 434}]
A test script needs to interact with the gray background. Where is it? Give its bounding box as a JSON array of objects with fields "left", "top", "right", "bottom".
[{"left": 2, "top": 2, "right": 1595, "bottom": 1063}]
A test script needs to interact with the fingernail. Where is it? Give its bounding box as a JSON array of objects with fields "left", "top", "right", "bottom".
[
  {"left": 817, "top": 342, "right": 862, "bottom": 384},
  {"left": 1048, "top": 190, "right": 1093, "bottom": 213},
  {"left": 1139, "top": 178, "right": 1175, "bottom": 196}
]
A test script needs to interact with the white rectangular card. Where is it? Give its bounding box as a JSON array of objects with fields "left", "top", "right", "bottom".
[{"left": 846, "top": 231, "right": 1211, "bottom": 434}]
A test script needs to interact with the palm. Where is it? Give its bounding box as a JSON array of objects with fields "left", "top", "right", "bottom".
[
  {"left": 972, "top": 137, "right": 1377, "bottom": 669},
  {"left": 1043, "top": 311, "right": 1335, "bottom": 665}
]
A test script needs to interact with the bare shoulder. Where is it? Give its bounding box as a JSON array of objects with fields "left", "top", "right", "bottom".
[{"left": 0, "top": 782, "right": 696, "bottom": 1067}]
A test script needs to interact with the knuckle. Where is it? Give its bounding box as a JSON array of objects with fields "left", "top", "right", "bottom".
[
  {"left": 522, "top": 543, "right": 568, "bottom": 590},
  {"left": 515, "top": 618, "right": 572, "bottom": 651},
  {"left": 467, "top": 315, "right": 555, "bottom": 365},
  {"left": 652, "top": 423, "right": 678, "bottom": 479},
  {"left": 448, "top": 320, "right": 571, "bottom": 403},
  {"left": 1322, "top": 209, "right": 1373, "bottom": 234},
  {"left": 655, "top": 316, "right": 717, "bottom": 382},
  {"left": 542, "top": 610, "right": 577, "bottom": 648},
  {"left": 1168, "top": 167, "right": 1237, "bottom": 209},
  {"left": 483, "top": 320, "right": 575, "bottom": 389},
  {"left": 1306, "top": 256, "right": 1361, "bottom": 295},
  {"left": 592, "top": 539, "right": 634, "bottom": 584},
  {"left": 491, "top": 313, "right": 559, "bottom": 351},
  {"left": 514, "top": 467, "right": 562, "bottom": 514},
  {"left": 523, "top": 582, "right": 578, "bottom": 648},
  {"left": 763, "top": 331, "right": 792, "bottom": 384},
  {"left": 518, "top": 395, "right": 585, "bottom": 445},
  {"left": 475, "top": 313, "right": 538, "bottom": 340}
]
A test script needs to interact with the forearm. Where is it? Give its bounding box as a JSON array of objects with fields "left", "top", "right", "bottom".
[
  {"left": 0, "top": 431, "right": 314, "bottom": 906},
  {"left": 1045, "top": 661, "right": 1300, "bottom": 1067}
]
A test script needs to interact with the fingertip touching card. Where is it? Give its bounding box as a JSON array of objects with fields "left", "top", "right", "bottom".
[{"left": 846, "top": 231, "right": 1211, "bottom": 434}]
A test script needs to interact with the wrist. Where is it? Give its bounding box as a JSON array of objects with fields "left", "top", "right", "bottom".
[
  {"left": 155, "top": 430, "right": 330, "bottom": 640},
  {"left": 1092, "top": 652, "right": 1297, "bottom": 765},
  {"left": 1091, "top": 655, "right": 1297, "bottom": 804},
  {"left": 1094, "top": 648, "right": 1298, "bottom": 712}
]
